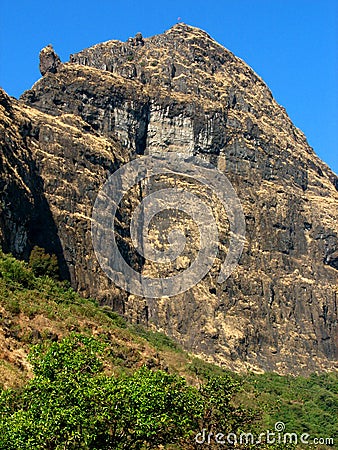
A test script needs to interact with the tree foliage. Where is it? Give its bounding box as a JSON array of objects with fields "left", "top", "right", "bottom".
[
  {"left": 28, "top": 246, "right": 59, "bottom": 279},
  {"left": 0, "top": 334, "right": 255, "bottom": 449}
]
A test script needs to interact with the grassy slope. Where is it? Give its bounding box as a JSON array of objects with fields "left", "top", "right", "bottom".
[{"left": 0, "top": 250, "right": 336, "bottom": 447}]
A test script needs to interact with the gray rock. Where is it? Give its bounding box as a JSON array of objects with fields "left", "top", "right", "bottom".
[
  {"left": 39, "top": 44, "right": 61, "bottom": 76},
  {"left": 2, "top": 24, "right": 337, "bottom": 375}
]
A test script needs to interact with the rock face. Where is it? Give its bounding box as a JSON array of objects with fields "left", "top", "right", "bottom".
[
  {"left": 1, "top": 24, "right": 337, "bottom": 374},
  {"left": 39, "top": 45, "right": 61, "bottom": 76}
]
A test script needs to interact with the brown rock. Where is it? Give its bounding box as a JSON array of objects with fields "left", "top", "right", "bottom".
[
  {"left": 0, "top": 24, "right": 337, "bottom": 375},
  {"left": 39, "top": 44, "right": 61, "bottom": 76}
]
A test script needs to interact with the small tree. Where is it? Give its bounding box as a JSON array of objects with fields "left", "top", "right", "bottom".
[
  {"left": 0, "top": 334, "right": 260, "bottom": 449},
  {"left": 28, "top": 246, "right": 59, "bottom": 279},
  {"left": 0, "top": 334, "right": 202, "bottom": 449}
]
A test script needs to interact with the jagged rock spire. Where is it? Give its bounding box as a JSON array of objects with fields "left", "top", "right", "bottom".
[{"left": 39, "top": 44, "right": 61, "bottom": 76}]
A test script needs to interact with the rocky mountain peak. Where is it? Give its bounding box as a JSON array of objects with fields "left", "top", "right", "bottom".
[
  {"left": 1, "top": 25, "right": 337, "bottom": 374},
  {"left": 68, "top": 23, "right": 263, "bottom": 100}
]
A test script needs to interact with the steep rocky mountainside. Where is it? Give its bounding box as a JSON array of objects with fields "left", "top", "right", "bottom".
[{"left": 1, "top": 24, "right": 337, "bottom": 374}]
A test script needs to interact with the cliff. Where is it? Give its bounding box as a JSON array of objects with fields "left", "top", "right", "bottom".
[{"left": 1, "top": 23, "right": 337, "bottom": 374}]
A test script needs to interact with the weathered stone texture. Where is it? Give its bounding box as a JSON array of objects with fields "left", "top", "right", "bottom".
[
  {"left": 0, "top": 24, "right": 337, "bottom": 374},
  {"left": 39, "top": 45, "right": 61, "bottom": 76}
]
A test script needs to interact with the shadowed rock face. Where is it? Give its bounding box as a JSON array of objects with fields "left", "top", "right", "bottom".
[
  {"left": 1, "top": 24, "right": 337, "bottom": 374},
  {"left": 39, "top": 45, "right": 61, "bottom": 76}
]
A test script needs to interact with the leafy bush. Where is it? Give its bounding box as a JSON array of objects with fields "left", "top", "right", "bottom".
[
  {"left": 28, "top": 246, "right": 59, "bottom": 279},
  {"left": 0, "top": 253, "right": 34, "bottom": 289},
  {"left": 0, "top": 334, "right": 256, "bottom": 450}
]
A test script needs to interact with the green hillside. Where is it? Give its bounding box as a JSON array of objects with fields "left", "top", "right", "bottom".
[{"left": 0, "top": 250, "right": 336, "bottom": 449}]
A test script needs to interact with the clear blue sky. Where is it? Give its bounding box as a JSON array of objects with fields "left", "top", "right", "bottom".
[{"left": 1, "top": 0, "right": 337, "bottom": 174}]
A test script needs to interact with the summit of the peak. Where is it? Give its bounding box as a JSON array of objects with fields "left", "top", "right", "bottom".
[
  {"left": 64, "top": 22, "right": 264, "bottom": 105},
  {"left": 166, "top": 22, "right": 212, "bottom": 36}
]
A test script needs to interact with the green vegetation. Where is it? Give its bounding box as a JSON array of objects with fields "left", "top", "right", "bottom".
[
  {"left": 0, "top": 334, "right": 255, "bottom": 449},
  {"left": 244, "top": 372, "right": 338, "bottom": 439},
  {"left": 131, "top": 324, "right": 183, "bottom": 352},
  {"left": 28, "top": 245, "right": 59, "bottom": 279},
  {"left": 0, "top": 250, "right": 336, "bottom": 449}
]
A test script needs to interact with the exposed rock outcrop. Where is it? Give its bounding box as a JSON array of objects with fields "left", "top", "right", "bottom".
[
  {"left": 0, "top": 24, "right": 337, "bottom": 374},
  {"left": 39, "top": 44, "right": 61, "bottom": 75}
]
